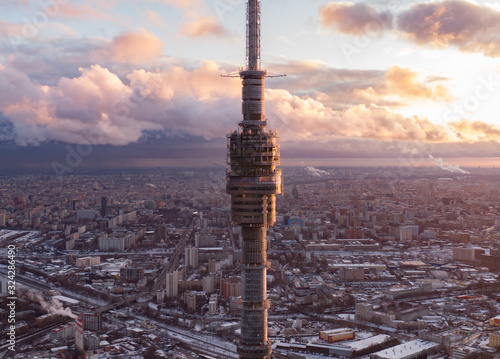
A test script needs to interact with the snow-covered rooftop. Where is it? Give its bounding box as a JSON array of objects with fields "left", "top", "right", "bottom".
[{"left": 372, "top": 340, "right": 439, "bottom": 359}]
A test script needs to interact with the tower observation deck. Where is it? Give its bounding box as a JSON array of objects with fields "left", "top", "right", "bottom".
[{"left": 226, "top": 1, "right": 282, "bottom": 358}]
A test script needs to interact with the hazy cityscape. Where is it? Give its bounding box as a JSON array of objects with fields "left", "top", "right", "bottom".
[{"left": 0, "top": 166, "right": 499, "bottom": 358}]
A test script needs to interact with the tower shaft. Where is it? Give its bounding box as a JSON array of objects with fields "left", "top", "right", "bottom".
[{"left": 227, "top": 1, "right": 281, "bottom": 358}]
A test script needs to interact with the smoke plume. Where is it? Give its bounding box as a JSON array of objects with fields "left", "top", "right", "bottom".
[
  {"left": 305, "top": 166, "right": 330, "bottom": 177},
  {"left": 23, "top": 290, "right": 78, "bottom": 319},
  {"left": 429, "top": 155, "right": 470, "bottom": 174}
]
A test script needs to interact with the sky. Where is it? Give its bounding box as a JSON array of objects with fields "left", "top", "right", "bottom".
[{"left": 1, "top": 0, "right": 500, "bottom": 168}]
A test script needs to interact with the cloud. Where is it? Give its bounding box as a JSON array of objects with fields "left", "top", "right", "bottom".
[
  {"left": 397, "top": 0, "right": 500, "bottom": 57},
  {"left": 354, "top": 65, "right": 453, "bottom": 104},
  {"left": 0, "top": 61, "right": 241, "bottom": 146},
  {"left": 318, "top": 1, "right": 500, "bottom": 58},
  {"left": 0, "top": 60, "right": 495, "bottom": 148},
  {"left": 179, "top": 16, "right": 230, "bottom": 38},
  {"left": 266, "top": 89, "right": 450, "bottom": 142},
  {"left": 320, "top": 2, "right": 392, "bottom": 35},
  {"left": 268, "top": 62, "right": 452, "bottom": 110},
  {"left": 94, "top": 29, "right": 164, "bottom": 65},
  {"left": 450, "top": 120, "right": 500, "bottom": 142}
]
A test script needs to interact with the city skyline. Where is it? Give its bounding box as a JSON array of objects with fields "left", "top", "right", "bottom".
[{"left": 1, "top": 0, "right": 500, "bottom": 169}]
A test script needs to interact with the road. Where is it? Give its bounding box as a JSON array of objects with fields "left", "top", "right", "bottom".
[{"left": 151, "top": 218, "right": 195, "bottom": 293}]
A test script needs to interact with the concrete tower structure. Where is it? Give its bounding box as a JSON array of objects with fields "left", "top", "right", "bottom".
[{"left": 226, "top": 1, "right": 282, "bottom": 358}]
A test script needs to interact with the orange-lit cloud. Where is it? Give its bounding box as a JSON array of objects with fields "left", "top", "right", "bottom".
[
  {"left": 179, "top": 16, "right": 230, "bottom": 38},
  {"left": 397, "top": 0, "right": 500, "bottom": 57},
  {"left": 266, "top": 89, "right": 449, "bottom": 142},
  {"left": 0, "top": 60, "right": 496, "bottom": 148},
  {"left": 320, "top": 2, "right": 392, "bottom": 35},
  {"left": 93, "top": 29, "right": 164, "bottom": 65},
  {"left": 354, "top": 65, "right": 453, "bottom": 104},
  {"left": 269, "top": 62, "right": 452, "bottom": 109},
  {"left": 451, "top": 120, "right": 500, "bottom": 142}
]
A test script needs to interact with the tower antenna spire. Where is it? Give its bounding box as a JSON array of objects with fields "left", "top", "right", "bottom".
[{"left": 246, "top": 0, "right": 261, "bottom": 71}]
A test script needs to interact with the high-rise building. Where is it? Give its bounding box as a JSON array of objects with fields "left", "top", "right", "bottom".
[
  {"left": 157, "top": 290, "right": 165, "bottom": 304},
  {"left": 165, "top": 271, "right": 179, "bottom": 298},
  {"left": 75, "top": 317, "right": 84, "bottom": 352},
  {"left": 185, "top": 246, "right": 199, "bottom": 268},
  {"left": 155, "top": 224, "right": 168, "bottom": 242},
  {"left": 225, "top": 1, "right": 282, "bottom": 357},
  {"left": 84, "top": 332, "right": 100, "bottom": 350},
  {"left": 184, "top": 291, "right": 197, "bottom": 312},
  {"left": 209, "top": 294, "right": 218, "bottom": 315},
  {"left": 203, "top": 276, "right": 215, "bottom": 294},
  {"left": 221, "top": 276, "right": 242, "bottom": 299},
  {"left": 208, "top": 258, "right": 217, "bottom": 274},
  {"left": 101, "top": 196, "right": 107, "bottom": 217},
  {"left": 81, "top": 313, "right": 102, "bottom": 332}
]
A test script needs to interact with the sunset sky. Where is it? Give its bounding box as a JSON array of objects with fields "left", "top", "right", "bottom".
[{"left": 1, "top": 0, "right": 500, "bottom": 167}]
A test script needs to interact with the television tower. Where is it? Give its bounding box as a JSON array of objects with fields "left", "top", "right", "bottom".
[{"left": 226, "top": 1, "right": 282, "bottom": 358}]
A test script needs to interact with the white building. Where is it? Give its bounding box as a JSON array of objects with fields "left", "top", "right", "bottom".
[
  {"left": 51, "top": 323, "right": 75, "bottom": 342},
  {"left": 84, "top": 332, "right": 100, "bottom": 350},
  {"left": 209, "top": 294, "right": 218, "bottom": 315},
  {"left": 98, "top": 232, "right": 135, "bottom": 251}
]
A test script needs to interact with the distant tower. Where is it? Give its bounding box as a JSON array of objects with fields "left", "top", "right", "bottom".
[
  {"left": 226, "top": 1, "right": 282, "bottom": 358},
  {"left": 100, "top": 196, "right": 107, "bottom": 217}
]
